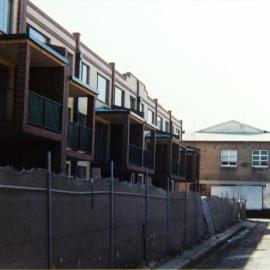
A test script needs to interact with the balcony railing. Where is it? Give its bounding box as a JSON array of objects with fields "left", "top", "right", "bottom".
[
  {"left": 129, "top": 144, "right": 143, "bottom": 166},
  {"left": 28, "top": 91, "right": 62, "bottom": 133},
  {"left": 143, "top": 149, "right": 154, "bottom": 169},
  {"left": 171, "top": 161, "right": 185, "bottom": 177},
  {"left": 67, "top": 122, "right": 92, "bottom": 153}
]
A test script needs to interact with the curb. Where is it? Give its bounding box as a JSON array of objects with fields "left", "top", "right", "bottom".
[{"left": 156, "top": 221, "right": 256, "bottom": 269}]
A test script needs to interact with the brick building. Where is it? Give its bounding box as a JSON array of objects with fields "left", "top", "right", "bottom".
[
  {"left": 184, "top": 120, "right": 270, "bottom": 210},
  {"left": 0, "top": 0, "right": 199, "bottom": 189}
]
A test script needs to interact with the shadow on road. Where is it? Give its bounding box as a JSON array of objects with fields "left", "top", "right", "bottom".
[{"left": 193, "top": 219, "right": 269, "bottom": 269}]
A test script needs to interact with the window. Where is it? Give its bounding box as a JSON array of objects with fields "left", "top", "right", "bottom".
[
  {"left": 129, "top": 96, "right": 136, "bottom": 110},
  {"left": 157, "top": 116, "right": 163, "bottom": 130},
  {"left": 140, "top": 102, "right": 144, "bottom": 113},
  {"left": 147, "top": 109, "right": 154, "bottom": 124},
  {"left": 80, "top": 62, "right": 90, "bottom": 85},
  {"left": 0, "top": 0, "right": 10, "bottom": 33},
  {"left": 252, "top": 150, "right": 268, "bottom": 168},
  {"left": 97, "top": 74, "right": 109, "bottom": 103},
  {"left": 221, "top": 150, "right": 237, "bottom": 167},
  {"left": 165, "top": 121, "right": 170, "bottom": 132},
  {"left": 67, "top": 53, "right": 73, "bottom": 76},
  {"left": 115, "top": 86, "right": 124, "bottom": 107},
  {"left": 175, "top": 128, "right": 180, "bottom": 136},
  {"left": 29, "top": 27, "right": 49, "bottom": 44}
]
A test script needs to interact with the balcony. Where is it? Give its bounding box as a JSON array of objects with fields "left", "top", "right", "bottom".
[
  {"left": 129, "top": 144, "right": 143, "bottom": 166},
  {"left": 129, "top": 144, "right": 154, "bottom": 170},
  {"left": 27, "top": 91, "right": 62, "bottom": 133},
  {"left": 171, "top": 161, "right": 185, "bottom": 177},
  {"left": 67, "top": 122, "right": 92, "bottom": 153}
]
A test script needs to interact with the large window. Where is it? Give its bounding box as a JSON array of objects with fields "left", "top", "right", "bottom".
[
  {"left": 0, "top": 0, "right": 10, "bottom": 33},
  {"left": 252, "top": 150, "right": 268, "bottom": 168},
  {"left": 97, "top": 74, "right": 109, "bottom": 103},
  {"left": 67, "top": 53, "right": 73, "bottom": 76},
  {"left": 115, "top": 86, "right": 124, "bottom": 107},
  {"left": 80, "top": 62, "right": 90, "bottom": 85},
  {"left": 157, "top": 116, "right": 163, "bottom": 130},
  {"left": 129, "top": 96, "right": 136, "bottom": 110},
  {"left": 165, "top": 121, "right": 170, "bottom": 132},
  {"left": 221, "top": 150, "right": 237, "bottom": 167},
  {"left": 147, "top": 109, "right": 154, "bottom": 124},
  {"left": 140, "top": 102, "right": 144, "bottom": 113}
]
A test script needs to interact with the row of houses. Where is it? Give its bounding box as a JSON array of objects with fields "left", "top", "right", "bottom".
[{"left": 0, "top": 0, "right": 199, "bottom": 190}]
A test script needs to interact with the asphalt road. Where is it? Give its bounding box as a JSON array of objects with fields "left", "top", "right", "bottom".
[{"left": 193, "top": 219, "right": 270, "bottom": 270}]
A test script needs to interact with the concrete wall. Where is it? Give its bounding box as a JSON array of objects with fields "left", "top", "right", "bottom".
[{"left": 0, "top": 167, "right": 244, "bottom": 269}]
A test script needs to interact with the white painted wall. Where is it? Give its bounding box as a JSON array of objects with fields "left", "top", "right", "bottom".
[{"left": 211, "top": 185, "right": 263, "bottom": 210}]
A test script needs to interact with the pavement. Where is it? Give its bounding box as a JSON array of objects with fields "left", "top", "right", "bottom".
[{"left": 156, "top": 220, "right": 257, "bottom": 269}]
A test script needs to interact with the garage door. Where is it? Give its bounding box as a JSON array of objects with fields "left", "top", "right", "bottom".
[{"left": 211, "top": 185, "right": 263, "bottom": 210}]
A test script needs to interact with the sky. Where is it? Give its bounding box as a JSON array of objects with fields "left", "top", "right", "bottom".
[{"left": 31, "top": 0, "right": 270, "bottom": 133}]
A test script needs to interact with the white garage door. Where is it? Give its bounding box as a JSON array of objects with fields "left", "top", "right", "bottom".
[{"left": 211, "top": 185, "right": 263, "bottom": 210}]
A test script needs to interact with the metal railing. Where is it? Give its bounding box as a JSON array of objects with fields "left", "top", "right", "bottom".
[
  {"left": 171, "top": 161, "right": 180, "bottom": 176},
  {"left": 129, "top": 144, "right": 143, "bottom": 166},
  {"left": 143, "top": 149, "right": 154, "bottom": 169},
  {"left": 67, "top": 122, "right": 92, "bottom": 153},
  {"left": 28, "top": 91, "right": 62, "bottom": 132}
]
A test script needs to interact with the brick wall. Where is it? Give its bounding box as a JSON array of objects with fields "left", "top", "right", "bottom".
[
  {"left": 185, "top": 141, "right": 270, "bottom": 182},
  {"left": 29, "top": 67, "right": 65, "bottom": 103}
]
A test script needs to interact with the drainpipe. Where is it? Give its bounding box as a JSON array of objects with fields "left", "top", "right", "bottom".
[
  {"left": 109, "top": 62, "right": 115, "bottom": 107},
  {"left": 136, "top": 80, "right": 141, "bottom": 114},
  {"left": 17, "top": 0, "right": 27, "bottom": 34},
  {"left": 73, "top": 32, "right": 81, "bottom": 79},
  {"left": 180, "top": 120, "right": 183, "bottom": 141},
  {"left": 154, "top": 99, "right": 158, "bottom": 126},
  {"left": 168, "top": 110, "right": 172, "bottom": 138}
]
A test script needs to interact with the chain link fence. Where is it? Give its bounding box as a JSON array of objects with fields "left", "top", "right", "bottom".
[{"left": 0, "top": 166, "right": 246, "bottom": 269}]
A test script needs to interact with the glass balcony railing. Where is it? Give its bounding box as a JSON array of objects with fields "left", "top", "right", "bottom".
[
  {"left": 129, "top": 144, "right": 143, "bottom": 166},
  {"left": 67, "top": 122, "right": 92, "bottom": 153},
  {"left": 27, "top": 91, "right": 62, "bottom": 133},
  {"left": 171, "top": 160, "right": 185, "bottom": 177},
  {"left": 143, "top": 149, "right": 154, "bottom": 169}
]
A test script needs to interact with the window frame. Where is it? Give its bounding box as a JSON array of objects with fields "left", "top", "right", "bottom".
[
  {"left": 28, "top": 26, "right": 50, "bottom": 44},
  {"left": 220, "top": 150, "right": 238, "bottom": 168},
  {"left": 114, "top": 86, "right": 124, "bottom": 107},
  {"left": 129, "top": 95, "right": 136, "bottom": 110},
  {"left": 147, "top": 109, "right": 154, "bottom": 125},
  {"left": 165, "top": 121, "right": 170, "bottom": 132},
  {"left": 157, "top": 115, "right": 163, "bottom": 130},
  {"left": 97, "top": 73, "right": 109, "bottom": 104},
  {"left": 80, "top": 61, "right": 90, "bottom": 85},
  {"left": 0, "top": 0, "right": 11, "bottom": 34},
  {"left": 252, "top": 150, "right": 269, "bottom": 168}
]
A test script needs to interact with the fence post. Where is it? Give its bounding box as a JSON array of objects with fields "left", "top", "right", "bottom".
[
  {"left": 47, "top": 151, "right": 53, "bottom": 269},
  {"left": 166, "top": 177, "right": 170, "bottom": 254},
  {"left": 144, "top": 170, "right": 149, "bottom": 262},
  {"left": 183, "top": 148, "right": 187, "bottom": 247},
  {"left": 110, "top": 161, "right": 114, "bottom": 269}
]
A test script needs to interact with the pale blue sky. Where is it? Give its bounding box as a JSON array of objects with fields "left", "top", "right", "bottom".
[{"left": 32, "top": 0, "right": 270, "bottom": 132}]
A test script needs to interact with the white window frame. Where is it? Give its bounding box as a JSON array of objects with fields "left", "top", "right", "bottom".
[
  {"left": 220, "top": 150, "right": 237, "bottom": 168},
  {"left": 252, "top": 150, "right": 269, "bottom": 168},
  {"left": 147, "top": 109, "right": 154, "bottom": 124}
]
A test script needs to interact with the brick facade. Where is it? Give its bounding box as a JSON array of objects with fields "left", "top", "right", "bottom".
[{"left": 186, "top": 141, "right": 270, "bottom": 183}]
